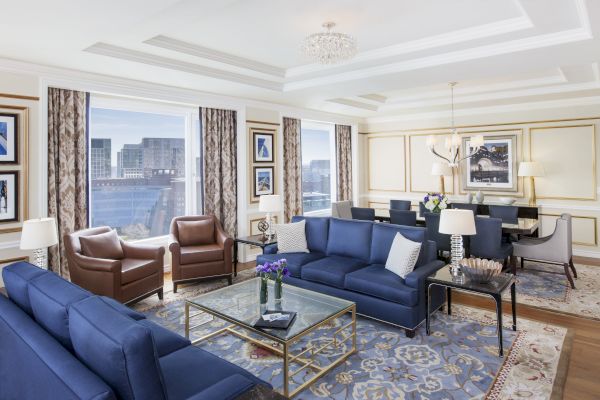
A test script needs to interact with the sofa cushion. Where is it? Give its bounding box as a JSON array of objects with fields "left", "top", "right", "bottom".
[
  {"left": 370, "top": 223, "right": 427, "bottom": 266},
  {"left": 121, "top": 258, "right": 159, "bottom": 285},
  {"left": 301, "top": 256, "right": 368, "bottom": 288},
  {"left": 79, "top": 230, "right": 124, "bottom": 260},
  {"left": 326, "top": 218, "right": 373, "bottom": 261},
  {"left": 0, "top": 295, "right": 116, "bottom": 400},
  {"left": 257, "top": 252, "right": 325, "bottom": 278},
  {"left": 275, "top": 220, "right": 309, "bottom": 253},
  {"left": 159, "top": 345, "right": 267, "bottom": 400},
  {"left": 291, "top": 216, "right": 330, "bottom": 253},
  {"left": 2, "top": 261, "right": 48, "bottom": 315},
  {"left": 185, "top": 374, "right": 256, "bottom": 400},
  {"left": 180, "top": 244, "right": 224, "bottom": 264},
  {"left": 69, "top": 296, "right": 167, "bottom": 400},
  {"left": 99, "top": 296, "right": 146, "bottom": 320},
  {"left": 138, "top": 319, "right": 191, "bottom": 357},
  {"left": 345, "top": 264, "right": 419, "bottom": 307},
  {"left": 177, "top": 219, "right": 214, "bottom": 246},
  {"left": 28, "top": 272, "right": 91, "bottom": 350}
]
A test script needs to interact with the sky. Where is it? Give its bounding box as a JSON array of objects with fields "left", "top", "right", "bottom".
[
  {"left": 301, "top": 128, "right": 331, "bottom": 165},
  {"left": 90, "top": 108, "right": 186, "bottom": 166}
]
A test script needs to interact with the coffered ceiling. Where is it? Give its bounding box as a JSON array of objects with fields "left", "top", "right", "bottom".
[{"left": 1, "top": 0, "right": 600, "bottom": 119}]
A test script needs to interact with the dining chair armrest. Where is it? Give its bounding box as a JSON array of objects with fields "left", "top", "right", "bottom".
[
  {"left": 73, "top": 253, "right": 121, "bottom": 273},
  {"left": 404, "top": 260, "right": 445, "bottom": 290},
  {"left": 121, "top": 241, "right": 165, "bottom": 261}
]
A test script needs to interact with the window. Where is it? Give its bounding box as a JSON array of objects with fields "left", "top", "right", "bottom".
[
  {"left": 88, "top": 96, "right": 201, "bottom": 240},
  {"left": 300, "top": 121, "right": 337, "bottom": 214}
]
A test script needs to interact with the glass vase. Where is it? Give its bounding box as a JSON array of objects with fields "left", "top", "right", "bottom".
[
  {"left": 274, "top": 279, "right": 283, "bottom": 302},
  {"left": 260, "top": 279, "right": 268, "bottom": 305}
]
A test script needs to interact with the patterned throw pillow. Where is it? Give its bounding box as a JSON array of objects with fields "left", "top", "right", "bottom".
[
  {"left": 385, "top": 232, "right": 422, "bottom": 278},
  {"left": 275, "top": 220, "right": 309, "bottom": 253}
]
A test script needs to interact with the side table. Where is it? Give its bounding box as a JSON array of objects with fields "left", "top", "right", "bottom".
[
  {"left": 233, "top": 235, "right": 277, "bottom": 276},
  {"left": 425, "top": 267, "right": 516, "bottom": 357}
]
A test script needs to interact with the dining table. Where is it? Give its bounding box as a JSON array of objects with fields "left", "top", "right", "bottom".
[{"left": 374, "top": 209, "right": 539, "bottom": 236}]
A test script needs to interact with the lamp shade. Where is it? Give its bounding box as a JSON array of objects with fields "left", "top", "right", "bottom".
[
  {"left": 20, "top": 218, "right": 58, "bottom": 250},
  {"left": 431, "top": 162, "right": 453, "bottom": 176},
  {"left": 518, "top": 162, "right": 545, "bottom": 177},
  {"left": 438, "top": 209, "right": 476, "bottom": 235},
  {"left": 258, "top": 194, "right": 281, "bottom": 213}
]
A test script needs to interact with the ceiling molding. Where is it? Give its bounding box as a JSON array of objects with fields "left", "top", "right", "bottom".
[
  {"left": 358, "top": 94, "right": 387, "bottom": 103},
  {"left": 144, "top": 35, "right": 286, "bottom": 78},
  {"left": 327, "top": 98, "right": 379, "bottom": 111},
  {"left": 365, "top": 95, "right": 600, "bottom": 124},
  {"left": 84, "top": 43, "right": 283, "bottom": 91},
  {"left": 285, "top": 11, "right": 534, "bottom": 78}
]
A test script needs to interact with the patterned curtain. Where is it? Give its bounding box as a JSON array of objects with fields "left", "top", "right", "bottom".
[
  {"left": 201, "top": 107, "right": 237, "bottom": 236},
  {"left": 335, "top": 124, "right": 353, "bottom": 201},
  {"left": 282, "top": 117, "right": 303, "bottom": 222},
  {"left": 48, "top": 88, "right": 89, "bottom": 279}
]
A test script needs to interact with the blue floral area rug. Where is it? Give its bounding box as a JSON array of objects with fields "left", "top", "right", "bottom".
[
  {"left": 137, "top": 291, "right": 568, "bottom": 400},
  {"left": 502, "top": 261, "right": 600, "bottom": 320}
]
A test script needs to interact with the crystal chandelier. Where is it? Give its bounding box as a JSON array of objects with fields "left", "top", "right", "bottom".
[
  {"left": 302, "top": 22, "right": 357, "bottom": 64},
  {"left": 426, "top": 82, "right": 484, "bottom": 168}
]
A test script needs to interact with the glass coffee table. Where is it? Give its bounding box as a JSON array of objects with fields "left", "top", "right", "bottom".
[{"left": 185, "top": 278, "right": 356, "bottom": 398}]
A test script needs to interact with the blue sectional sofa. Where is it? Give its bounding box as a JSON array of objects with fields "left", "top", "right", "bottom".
[
  {"left": 0, "top": 261, "right": 271, "bottom": 400},
  {"left": 257, "top": 217, "right": 446, "bottom": 337}
]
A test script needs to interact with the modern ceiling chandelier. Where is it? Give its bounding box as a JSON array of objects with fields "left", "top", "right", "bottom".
[
  {"left": 301, "top": 22, "right": 357, "bottom": 64},
  {"left": 426, "top": 82, "right": 484, "bottom": 168}
]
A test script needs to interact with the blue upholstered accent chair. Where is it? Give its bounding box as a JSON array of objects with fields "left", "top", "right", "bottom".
[
  {"left": 389, "top": 209, "right": 417, "bottom": 226},
  {"left": 390, "top": 199, "right": 411, "bottom": 211},
  {"left": 489, "top": 205, "right": 518, "bottom": 224},
  {"left": 351, "top": 207, "right": 375, "bottom": 221},
  {"left": 424, "top": 212, "right": 451, "bottom": 258},
  {"left": 469, "top": 217, "right": 513, "bottom": 266},
  {"left": 418, "top": 202, "right": 427, "bottom": 217},
  {"left": 451, "top": 203, "right": 479, "bottom": 215}
]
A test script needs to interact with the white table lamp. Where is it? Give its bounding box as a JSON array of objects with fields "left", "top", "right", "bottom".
[
  {"left": 259, "top": 195, "right": 281, "bottom": 239},
  {"left": 439, "top": 209, "right": 476, "bottom": 280},
  {"left": 20, "top": 218, "right": 58, "bottom": 269},
  {"left": 518, "top": 162, "right": 545, "bottom": 206},
  {"left": 431, "top": 162, "right": 453, "bottom": 194}
]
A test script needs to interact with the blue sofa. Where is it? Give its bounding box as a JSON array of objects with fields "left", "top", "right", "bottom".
[
  {"left": 0, "top": 261, "right": 271, "bottom": 400},
  {"left": 257, "top": 217, "right": 446, "bottom": 337}
]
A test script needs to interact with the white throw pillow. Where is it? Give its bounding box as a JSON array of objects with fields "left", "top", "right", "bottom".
[
  {"left": 276, "top": 220, "right": 309, "bottom": 253},
  {"left": 385, "top": 232, "right": 422, "bottom": 278}
]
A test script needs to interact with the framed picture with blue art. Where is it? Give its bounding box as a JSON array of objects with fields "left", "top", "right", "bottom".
[
  {"left": 254, "top": 166, "right": 274, "bottom": 197},
  {"left": 0, "top": 171, "right": 19, "bottom": 223},
  {"left": 0, "top": 113, "right": 18, "bottom": 164},
  {"left": 253, "top": 132, "right": 274, "bottom": 163}
]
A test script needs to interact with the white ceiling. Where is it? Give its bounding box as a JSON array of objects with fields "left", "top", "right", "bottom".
[{"left": 1, "top": 0, "right": 600, "bottom": 119}]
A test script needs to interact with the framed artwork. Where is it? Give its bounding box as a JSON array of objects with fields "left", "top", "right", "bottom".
[
  {"left": 0, "top": 113, "right": 18, "bottom": 164},
  {"left": 461, "top": 134, "right": 518, "bottom": 192},
  {"left": 0, "top": 171, "right": 19, "bottom": 223},
  {"left": 253, "top": 132, "right": 274, "bottom": 162},
  {"left": 254, "top": 167, "right": 274, "bottom": 197}
]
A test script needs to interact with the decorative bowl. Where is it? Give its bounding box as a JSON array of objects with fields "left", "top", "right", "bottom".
[
  {"left": 460, "top": 258, "right": 502, "bottom": 283},
  {"left": 498, "top": 197, "right": 516, "bottom": 205}
]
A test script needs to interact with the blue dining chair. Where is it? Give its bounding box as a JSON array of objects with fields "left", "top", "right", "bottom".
[
  {"left": 351, "top": 207, "right": 375, "bottom": 221},
  {"left": 469, "top": 217, "right": 513, "bottom": 267},
  {"left": 451, "top": 203, "right": 479, "bottom": 215},
  {"left": 419, "top": 202, "right": 428, "bottom": 217},
  {"left": 424, "top": 212, "right": 451, "bottom": 258},
  {"left": 488, "top": 205, "right": 518, "bottom": 224},
  {"left": 389, "top": 210, "right": 417, "bottom": 226},
  {"left": 390, "top": 200, "right": 411, "bottom": 211}
]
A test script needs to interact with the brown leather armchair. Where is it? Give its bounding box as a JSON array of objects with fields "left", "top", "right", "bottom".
[
  {"left": 64, "top": 226, "right": 165, "bottom": 305},
  {"left": 169, "top": 215, "right": 233, "bottom": 293}
]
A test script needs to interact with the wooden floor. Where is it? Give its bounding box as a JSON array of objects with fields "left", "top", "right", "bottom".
[{"left": 167, "top": 257, "right": 600, "bottom": 399}]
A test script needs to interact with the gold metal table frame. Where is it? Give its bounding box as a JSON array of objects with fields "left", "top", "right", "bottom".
[{"left": 185, "top": 301, "right": 357, "bottom": 398}]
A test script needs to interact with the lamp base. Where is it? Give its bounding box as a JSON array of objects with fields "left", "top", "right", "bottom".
[
  {"left": 449, "top": 234, "right": 465, "bottom": 282},
  {"left": 32, "top": 248, "right": 46, "bottom": 269}
]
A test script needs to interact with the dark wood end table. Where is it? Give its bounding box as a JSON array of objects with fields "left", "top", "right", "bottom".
[
  {"left": 233, "top": 234, "right": 277, "bottom": 276},
  {"left": 425, "top": 267, "right": 516, "bottom": 357}
]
